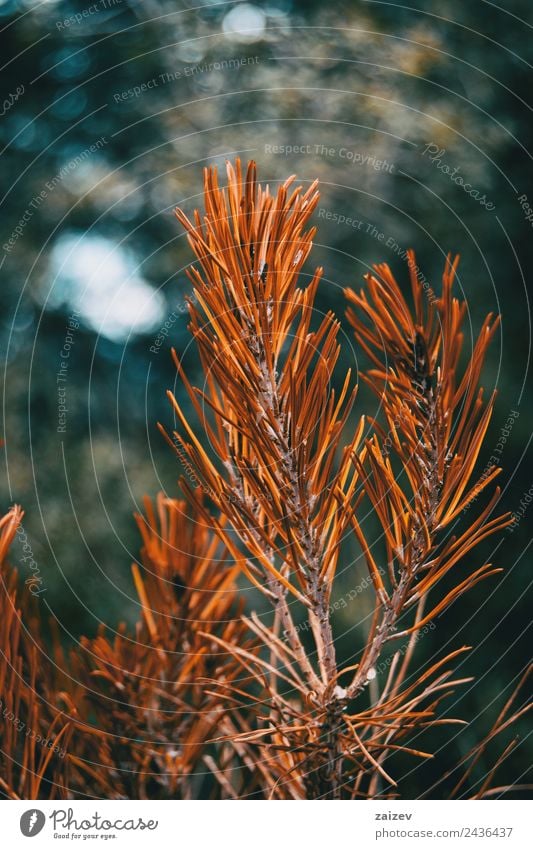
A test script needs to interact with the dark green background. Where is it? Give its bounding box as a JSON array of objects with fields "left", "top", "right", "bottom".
[{"left": 1, "top": 0, "right": 531, "bottom": 796}]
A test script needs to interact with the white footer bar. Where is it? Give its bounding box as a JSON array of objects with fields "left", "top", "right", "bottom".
[{"left": 3, "top": 799, "right": 530, "bottom": 848}]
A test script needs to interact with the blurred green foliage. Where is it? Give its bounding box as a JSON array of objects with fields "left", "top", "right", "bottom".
[{"left": 0, "top": 0, "right": 531, "bottom": 796}]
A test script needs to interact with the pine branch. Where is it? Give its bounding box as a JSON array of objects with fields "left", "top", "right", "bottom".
[
  {"left": 162, "top": 160, "right": 516, "bottom": 798},
  {"left": 0, "top": 162, "right": 525, "bottom": 802},
  {"left": 344, "top": 253, "right": 511, "bottom": 700}
]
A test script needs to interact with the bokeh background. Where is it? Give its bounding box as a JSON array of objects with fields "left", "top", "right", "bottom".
[{"left": 1, "top": 0, "right": 531, "bottom": 796}]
